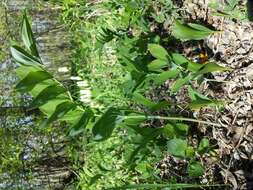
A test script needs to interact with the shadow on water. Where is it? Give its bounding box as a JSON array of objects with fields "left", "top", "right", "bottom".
[{"left": 247, "top": 0, "right": 253, "bottom": 21}]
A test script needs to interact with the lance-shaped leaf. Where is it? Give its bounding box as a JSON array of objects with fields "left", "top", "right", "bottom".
[
  {"left": 171, "top": 53, "right": 203, "bottom": 72},
  {"left": 40, "top": 101, "right": 76, "bottom": 128},
  {"left": 188, "top": 86, "right": 223, "bottom": 110},
  {"left": 11, "top": 45, "right": 41, "bottom": 66},
  {"left": 148, "top": 44, "right": 169, "bottom": 61},
  {"left": 154, "top": 69, "right": 180, "bottom": 85},
  {"left": 31, "top": 85, "right": 67, "bottom": 107},
  {"left": 21, "top": 12, "right": 39, "bottom": 57},
  {"left": 189, "top": 96, "right": 223, "bottom": 110},
  {"left": 69, "top": 108, "right": 94, "bottom": 137},
  {"left": 148, "top": 59, "right": 168, "bottom": 71},
  {"left": 195, "top": 62, "right": 231, "bottom": 75},
  {"left": 15, "top": 71, "right": 53, "bottom": 92},
  {"left": 172, "top": 20, "right": 216, "bottom": 41},
  {"left": 132, "top": 92, "right": 156, "bottom": 109},
  {"left": 92, "top": 108, "right": 120, "bottom": 141},
  {"left": 171, "top": 75, "right": 193, "bottom": 94}
]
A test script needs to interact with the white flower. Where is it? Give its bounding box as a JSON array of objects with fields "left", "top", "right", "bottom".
[
  {"left": 70, "top": 76, "right": 82, "bottom": 81},
  {"left": 77, "top": 80, "right": 89, "bottom": 87},
  {"left": 58, "top": 67, "right": 69, "bottom": 73}
]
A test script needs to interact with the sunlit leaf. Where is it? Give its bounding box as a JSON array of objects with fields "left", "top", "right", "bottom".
[
  {"left": 167, "top": 138, "right": 187, "bottom": 157},
  {"left": 92, "top": 108, "right": 120, "bottom": 141},
  {"left": 21, "top": 12, "right": 39, "bottom": 57},
  {"left": 171, "top": 53, "right": 203, "bottom": 72},
  {"left": 185, "top": 146, "right": 195, "bottom": 158},
  {"left": 132, "top": 92, "right": 156, "bottom": 109},
  {"left": 31, "top": 85, "right": 67, "bottom": 107},
  {"left": 154, "top": 69, "right": 180, "bottom": 85},
  {"left": 171, "top": 75, "right": 193, "bottom": 93},
  {"left": 163, "top": 123, "right": 189, "bottom": 138},
  {"left": 69, "top": 108, "right": 94, "bottom": 137},
  {"left": 148, "top": 59, "right": 168, "bottom": 71},
  {"left": 174, "top": 123, "right": 189, "bottom": 136},
  {"left": 188, "top": 161, "right": 205, "bottom": 177},
  {"left": 40, "top": 101, "right": 76, "bottom": 128},
  {"left": 195, "top": 62, "right": 231, "bottom": 75},
  {"left": 197, "top": 138, "right": 210, "bottom": 154},
  {"left": 172, "top": 20, "right": 216, "bottom": 41},
  {"left": 11, "top": 45, "right": 41, "bottom": 66},
  {"left": 15, "top": 71, "right": 53, "bottom": 92},
  {"left": 148, "top": 44, "right": 169, "bottom": 61}
]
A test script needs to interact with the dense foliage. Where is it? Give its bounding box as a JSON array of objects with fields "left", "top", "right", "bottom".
[{"left": 9, "top": 1, "right": 236, "bottom": 189}]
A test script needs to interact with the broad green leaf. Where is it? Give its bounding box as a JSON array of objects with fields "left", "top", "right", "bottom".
[
  {"left": 11, "top": 46, "right": 41, "bottom": 66},
  {"left": 174, "top": 123, "right": 189, "bottom": 136},
  {"left": 171, "top": 53, "right": 203, "bottom": 72},
  {"left": 187, "top": 62, "right": 203, "bottom": 72},
  {"left": 171, "top": 75, "right": 192, "bottom": 93},
  {"left": 92, "top": 108, "right": 120, "bottom": 141},
  {"left": 171, "top": 53, "right": 189, "bottom": 66},
  {"left": 21, "top": 13, "right": 39, "bottom": 57},
  {"left": 40, "top": 101, "right": 76, "bottom": 128},
  {"left": 189, "top": 98, "right": 223, "bottom": 110},
  {"left": 148, "top": 44, "right": 169, "bottom": 60},
  {"left": 132, "top": 92, "right": 156, "bottom": 109},
  {"left": 188, "top": 90, "right": 223, "bottom": 110},
  {"left": 197, "top": 138, "right": 210, "bottom": 154},
  {"left": 154, "top": 69, "right": 180, "bottom": 85},
  {"left": 185, "top": 146, "right": 195, "bottom": 158},
  {"left": 150, "top": 101, "right": 171, "bottom": 112},
  {"left": 69, "top": 108, "right": 93, "bottom": 137},
  {"left": 163, "top": 123, "right": 176, "bottom": 138},
  {"left": 163, "top": 123, "right": 189, "bottom": 138},
  {"left": 59, "top": 107, "right": 84, "bottom": 124},
  {"left": 187, "top": 23, "right": 215, "bottom": 33},
  {"left": 15, "top": 71, "right": 53, "bottom": 92},
  {"left": 172, "top": 20, "right": 216, "bottom": 41},
  {"left": 167, "top": 138, "right": 187, "bottom": 157},
  {"left": 31, "top": 85, "right": 67, "bottom": 107},
  {"left": 188, "top": 86, "right": 210, "bottom": 101},
  {"left": 148, "top": 59, "right": 168, "bottom": 71},
  {"left": 188, "top": 161, "right": 205, "bottom": 177},
  {"left": 195, "top": 62, "right": 231, "bottom": 75},
  {"left": 40, "top": 98, "right": 70, "bottom": 117}
]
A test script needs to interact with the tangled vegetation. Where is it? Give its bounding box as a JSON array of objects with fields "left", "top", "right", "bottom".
[{"left": 4, "top": 0, "right": 252, "bottom": 189}]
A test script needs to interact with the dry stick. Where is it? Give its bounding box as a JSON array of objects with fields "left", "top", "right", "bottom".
[{"left": 121, "top": 115, "right": 222, "bottom": 127}]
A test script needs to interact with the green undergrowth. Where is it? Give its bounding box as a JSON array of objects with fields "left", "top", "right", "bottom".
[{"left": 9, "top": 0, "right": 235, "bottom": 189}]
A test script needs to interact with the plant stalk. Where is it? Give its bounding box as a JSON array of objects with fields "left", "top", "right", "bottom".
[{"left": 121, "top": 115, "right": 221, "bottom": 127}]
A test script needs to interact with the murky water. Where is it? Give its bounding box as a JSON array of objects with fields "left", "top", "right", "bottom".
[{"left": 0, "top": 0, "right": 73, "bottom": 189}]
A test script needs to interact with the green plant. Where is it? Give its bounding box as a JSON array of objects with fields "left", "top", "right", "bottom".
[
  {"left": 12, "top": 6, "right": 230, "bottom": 188},
  {"left": 209, "top": 0, "right": 249, "bottom": 21}
]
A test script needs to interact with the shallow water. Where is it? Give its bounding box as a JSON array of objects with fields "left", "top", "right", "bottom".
[{"left": 0, "top": 0, "right": 73, "bottom": 188}]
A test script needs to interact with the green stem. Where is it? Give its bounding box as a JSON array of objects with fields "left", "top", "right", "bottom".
[{"left": 121, "top": 115, "right": 221, "bottom": 127}]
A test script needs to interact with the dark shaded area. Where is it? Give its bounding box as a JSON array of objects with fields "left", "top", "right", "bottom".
[
  {"left": 244, "top": 159, "right": 253, "bottom": 190},
  {"left": 247, "top": 0, "right": 253, "bottom": 21}
]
